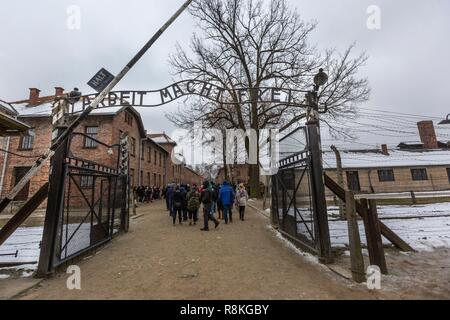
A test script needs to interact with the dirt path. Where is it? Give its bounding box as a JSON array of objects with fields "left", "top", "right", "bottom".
[{"left": 18, "top": 201, "right": 380, "bottom": 300}]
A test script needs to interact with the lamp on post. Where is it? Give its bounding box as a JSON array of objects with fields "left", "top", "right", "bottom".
[
  {"left": 439, "top": 114, "right": 450, "bottom": 125},
  {"left": 307, "top": 68, "right": 328, "bottom": 122},
  {"left": 313, "top": 68, "right": 329, "bottom": 92}
]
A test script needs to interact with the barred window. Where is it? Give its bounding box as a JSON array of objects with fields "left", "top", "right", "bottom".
[
  {"left": 378, "top": 169, "right": 395, "bottom": 182},
  {"left": 125, "top": 110, "right": 133, "bottom": 126},
  {"left": 84, "top": 126, "right": 98, "bottom": 148},
  {"left": 80, "top": 163, "right": 95, "bottom": 188},
  {"left": 346, "top": 171, "right": 361, "bottom": 191},
  {"left": 411, "top": 168, "right": 428, "bottom": 181},
  {"left": 148, "top": 147, "right": 151, "bottom": 163},
  {"left": 20, "top": 129, "right": 35, "bottom": 150}
]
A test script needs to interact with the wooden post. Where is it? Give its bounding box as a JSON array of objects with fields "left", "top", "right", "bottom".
[
  {"left": 410, "top": 191, "right": 417, "bottom": 205},
  {"left": 367, "top": 199, "right": 388, "bottom": 274},
  {"left": 360, "top": 198, "right": 375, "bottom": 266},
  {"left": 331, "top": 145, "right": 345, "bottom": 220},
  {"left": 345, "top": 190, "right": 365, "bottom": 283},
  {"left": 0, "top": 183, "right": 49, "bottom": 246}
]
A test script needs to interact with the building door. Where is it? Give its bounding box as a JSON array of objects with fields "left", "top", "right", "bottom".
[
  {"left": 13, "top": 166, "right": 32, "bottom": 201},
  {"left": 346, "top": 171, "right": 361, "bottom": 192}
]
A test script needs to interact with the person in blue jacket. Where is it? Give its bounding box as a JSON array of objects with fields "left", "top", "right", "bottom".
[{"left": 219, "top": 181, "right": 235, "bottom": 224}]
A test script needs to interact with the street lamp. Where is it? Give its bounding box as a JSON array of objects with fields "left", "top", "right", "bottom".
[
  {"left": 307, "top": 69, "right": 329, "bottom": 121},
  {"left": 313, "top": 68, "right": 329, "bottom": 92},
  {"left": 439, "top": 114, "right": 450, "bottom": 125}
]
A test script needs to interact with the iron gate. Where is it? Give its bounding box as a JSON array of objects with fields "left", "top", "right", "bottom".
[
  {"left": 271, "top": 124, "right": 332, "bottom": 261},
  {"left": 38, "top": 131, "right": 129, "bottom": 273}
]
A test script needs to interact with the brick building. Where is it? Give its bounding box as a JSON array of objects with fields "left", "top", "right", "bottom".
[
  {"left": 216, "top": 164, "right": 250, "bottom": 185},
  {"left": 0, "top": 87, "right": 202, "bottom": 209},
  {"left": 147, "top": 133, "right": 204, "bottom": 186}
]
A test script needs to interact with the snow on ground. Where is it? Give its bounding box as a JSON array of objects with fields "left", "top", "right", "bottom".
[
  {"left": 0, "top": 223, "right": 92, "bottom": 271},
  {"left": 0, "top": 227, "right": 42, "bottom": 267},
  {"left": 280, "top": 202, "right": 450, "bottom": 252}
]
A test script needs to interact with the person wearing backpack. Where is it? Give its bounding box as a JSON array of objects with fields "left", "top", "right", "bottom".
[
  {"left": 187, "top": 184, "right": 200, "bottom": 225},
  {"left": 172, "top": 186, "right": 184, "bottom": 225},
  {"left": 236, "top": 183, "right": 249, "bottom": 221},
  {"left": 200, "top": 180, "right": 220, "bottom": 231}
]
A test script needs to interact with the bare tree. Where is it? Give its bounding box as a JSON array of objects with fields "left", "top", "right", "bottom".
[{"left": 167, "top": 0, "right": 370, "bottom": 197}]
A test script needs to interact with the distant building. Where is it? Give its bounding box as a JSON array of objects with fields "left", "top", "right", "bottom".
[
  {"left": 216, "top": 164, "right": 250, "bottom": 185},
  {"left": 146, "top": 132, "right": 202, "bottom": 185},
  {"left": 324, "top": 120, "right": 450, "bottom": 194}
]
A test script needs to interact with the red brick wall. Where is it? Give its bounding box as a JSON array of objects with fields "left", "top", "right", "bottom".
[
  {"left": 181, "top": 166, "right": 202, "bottom": 186},
  {"left": 217, "top": 164, "right": 250, "bottom": 184},
  {"left": 0, "top": 117, "right": 52, "bottom": 203},
  {"left": 140, "top": 140, "right": 168, "bottom": 187},
  {"left": 0, "top": 108, "right": 145, "bottom": 209}
]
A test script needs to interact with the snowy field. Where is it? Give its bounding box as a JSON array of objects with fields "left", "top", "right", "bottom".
[
  {"left": 278, "top": 202, "right": 450, "bottom": 251},
  {"left": 0, "top": 223, "right": 92, "bottom": 271}
]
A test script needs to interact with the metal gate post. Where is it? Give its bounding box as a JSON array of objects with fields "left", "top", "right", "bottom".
[
  {"left": 307, "top": 117, "right": 333, "bottom": 264},
  {"left": 36, "top": 128, "right": 69, "bottom": 277}
]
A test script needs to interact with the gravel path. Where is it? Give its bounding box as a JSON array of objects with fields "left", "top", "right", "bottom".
[{"left": 18, "top": 201, "right": 379, "bottom": 300}]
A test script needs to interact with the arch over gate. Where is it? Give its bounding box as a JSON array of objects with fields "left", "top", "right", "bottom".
[{"left": 76, "top": 80, "right": 313, "bottom": 112}]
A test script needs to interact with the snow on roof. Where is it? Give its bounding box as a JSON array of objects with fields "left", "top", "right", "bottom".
[
  {"left": 12, "top": 101, "right": 126, "bottom": 117},
  {"left": 147, "top": 133, "right": 176, "bottom": 145},
  {"left": 0, "top": 100, "right": 18, "bottom": 115},
  {"left": 398, "top": 141, "right": 423, "bottom": 145},
  {"left": 323, "top": 149, "right": 450, "bottom": 169}
]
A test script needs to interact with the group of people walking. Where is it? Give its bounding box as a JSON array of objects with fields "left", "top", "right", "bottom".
[
  {"left": 164, "top": 181, "right": 249, "bottom": 231},
  {"left": 135, "top": 185, "right": 162, "bottom": 203}
]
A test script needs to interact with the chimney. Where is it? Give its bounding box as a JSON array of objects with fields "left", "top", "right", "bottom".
[
  {"left": 28, "top": 88, "right": 41, "bottom": 105},
  {"left": 417, "top": 121, "right": 438, "bottom": 149},
  {"left": 381, "top": 144, "right": 389, "bottom": 155},
  {"left": 55, "top": 87, "right": 64, "bottom": 96}
]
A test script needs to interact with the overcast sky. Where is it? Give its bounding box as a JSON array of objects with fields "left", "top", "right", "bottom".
[{"left": 1, "top": 0, "right": 449, "bottom": 150}]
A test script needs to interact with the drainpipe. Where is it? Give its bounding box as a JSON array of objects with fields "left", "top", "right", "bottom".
[
  {"left": 0, "top": 137, "right": 11, "bottom": 198},
  {"left": 138, "top": 138, "right": 146, "bottom": 186}
]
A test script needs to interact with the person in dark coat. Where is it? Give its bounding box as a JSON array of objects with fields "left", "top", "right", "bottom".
[
  {"left": 166, "top": 184, "right": 175, "bottom": 215},
  {"left": 200, "top": 181, "right": 220, "bottom": 231},
  {"left": 180, "top": 185, "right": 188, "bottom": 221},
  {"left": 172, "top": 186, "right": 184, "bottom": 225}
]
